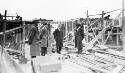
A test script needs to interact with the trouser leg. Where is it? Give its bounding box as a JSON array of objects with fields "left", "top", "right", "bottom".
[
  {"left": 56, "top": 47, "right": 59, "bottom": 53},
  {"left": 78, "top": 46, "right": 82, "bottom": 54},
  {"left": 45, "top": 47, "right": 47, "bottom": 55},
  {"left": 78, "top": 48, "right": 82, "bottom": 54},
  {"left": 41, "top": 47, "right": 43, "bottom": 56},
  {"left": 41, "top": 47, "right": 46, "bottom": 56},
  {"left": 58, "top": 47, "right": 62, "bottom": 54},
  {"left": 43, "top": 47, "right": 47, "bottom": 55},
  {"left": 31, "top": 56, "right": 36, "bottom": 59}
]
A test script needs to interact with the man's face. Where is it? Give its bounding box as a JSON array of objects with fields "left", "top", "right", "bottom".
[
  {"left": 58, "top": 24, "right": 62, "bottom": 29},
  {"left": 76, "top": 23, "right": 80, "bottom": 28},
  {"left": 38, "top": 23, "right": 43, "bottom": 31}
]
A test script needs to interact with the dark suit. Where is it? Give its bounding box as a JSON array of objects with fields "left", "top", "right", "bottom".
[
  {"left": 53, "top": 28, "right": 63, "bottom": 54},
  {"left": 75, "top": 27, "right": 84, "bottom": 54}
]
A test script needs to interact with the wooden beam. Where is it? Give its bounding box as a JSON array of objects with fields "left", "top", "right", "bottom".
[
  {"left": 122, "top": 0, "right": 125, "bottom": 52},
  {"left": 0, "top": 45, "right": 24, "bottom": 73},
  {"left": 84, "top": 14, "right": 120, "bottom": 50},
  {"left": 2, "top": 10, "right": 7, "bottom": 55},
  {"left": 86, "top": 10, "right": 89, "bottom": 43},
  {"left": 102, "top": 11, "right": 104, "bottom": 43},
  {"left": 0, "top": 26, "right": 23, "bottom": 35},
  {"left": 117, "top": 27, "right": 119, "bottom": 46},
  {"left": 22, "top": 21, "right": 25, "bottom": 56}
]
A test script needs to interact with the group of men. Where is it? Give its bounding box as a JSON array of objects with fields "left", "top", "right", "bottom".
[
  {"left": 28, "top": 21, "right": 84, "bottom": 59},
  {"left": 28, "top": 22, "right": 49, "bottom": 59}
]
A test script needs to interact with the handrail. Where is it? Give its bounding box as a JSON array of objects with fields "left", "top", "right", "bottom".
[
  {"left": 0, "top": 26, "right": 24, "bottom": 35},
  {"left": 88, "top": 18, "right": 102, "bottom": 28}
]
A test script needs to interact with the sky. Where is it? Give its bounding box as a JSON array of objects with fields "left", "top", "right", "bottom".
[{"left": 0, "top": 0, "right": 123, "bottom": 21}]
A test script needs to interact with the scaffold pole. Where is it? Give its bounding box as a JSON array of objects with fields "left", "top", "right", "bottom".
[
  {"left": 2, "top": 10, "right": 7, "bottom": 55},
  {"left": 122, "top": 0, "right": 125, "bottom": 52}
]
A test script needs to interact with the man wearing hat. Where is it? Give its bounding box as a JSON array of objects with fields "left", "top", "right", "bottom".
[
  {"left": 39, "top": 23, "right": 48, "bottom": 56},
  {"left": 28, "top": 22, "right": 40, "bottom": 59},
  {"left": 53, "top": 24, "right": 63, "bottom": 54},
  {"left": 74, "top": 23, "right": 84, "bottom": 54}
]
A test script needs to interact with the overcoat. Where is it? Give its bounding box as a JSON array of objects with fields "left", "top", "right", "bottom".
[
  {"left": 29, "top": 25, "right": 40, "bottom": 56},
  {"left": 40, "top": 26, "right": 48, "bottom": 47},
  {"left": 74, "top": 27, "right": 84, "bottom": 49},
  {"left": 53, "top": 28, "right": 63, "bottom": 47}
]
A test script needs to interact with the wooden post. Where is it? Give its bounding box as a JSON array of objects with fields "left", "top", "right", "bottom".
[
  {"left": 19, "top": 29, "right": 21, "bottom": 51},
  {"left": 2, "top": 10, "right": 7, "bottom": 54},
  {"left": 102, "top": 11, "right": 104, "bottom": 43},
  {"left": 17, "top": 29, "right": 19, "bottom": 50},
  {"left": 66, "top": 21, "right": 68, "bottom": 41},
  {"left": 20, "top": 24, "right": 23, "bottom": 53},
  {"left": 122, "top": 0, "right": 125, "bottom": 52},
  {"left": 22, "top": 21, "right": 25, "bottom": 57},
  {"left": 117, "top": 27, "right": 119, "bottom": 46},
  {"left": 19, "top": 21, "right": 27, "bottom": 64},
  {"left": 12, "top": 17, "right": 13, "bottom": 20},
  {"left": 86, "top": 10, "right": 89, "bottom": 43},
  {"left": 72, "top": 21, "right": 73, "bottom": 31}
]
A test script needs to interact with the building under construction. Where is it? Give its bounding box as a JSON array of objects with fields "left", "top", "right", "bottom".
[{"left": 1, "top": 2, "right": 125, "bottom": 73}]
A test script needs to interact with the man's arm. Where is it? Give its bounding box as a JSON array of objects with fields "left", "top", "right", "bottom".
[
  {"left": 80, "top": 28, "right": 84, "bottom": 40},
  {"left": 40, "top": 29, "right": 45, "bottom": 39},
  {"left": 53, "top": 29, "right": 57, "bottom": 40},
  {"left": 28, "top": 27, "right": 36, "bottom": 45}
]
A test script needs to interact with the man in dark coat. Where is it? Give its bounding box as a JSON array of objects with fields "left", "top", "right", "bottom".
[
  {"left": 39, "top": 23, "right": 48, "bottom": 56},
  {"left": 28, "top": 23, "right": 40, "bottom": 59},
  {"left": 53, "top": 24, "right": 63, "bottom": 54},
  {"left": 74, "top": 23, "right": 84, "bottom": 54}
]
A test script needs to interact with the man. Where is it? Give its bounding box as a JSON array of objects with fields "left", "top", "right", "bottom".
[
  {"left": 53, "top": 24, "right": 63, "bottom": 54},
  {"left": 28, "top": 22, "right": 40, "bottom": 59},
  {"left": 39, "top": 23, "right": 48, "bottom": 56},
  {"left": 74, "top": 23, "right": 84, "bottom": 54}
]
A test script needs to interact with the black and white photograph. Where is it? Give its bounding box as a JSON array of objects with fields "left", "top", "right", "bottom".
[{"left": 0, "top": 0, "right": 125, "bottom": 73}]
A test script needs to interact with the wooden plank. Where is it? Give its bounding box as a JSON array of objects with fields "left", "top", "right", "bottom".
[
  {"left": 105, "top": 45, "right": 122, "bottom": 49},
  {"left": 0, "top": 45, "right": 24, "bottom": 73},
  {"left": 122, "top": 0, "right": 125, "bottom": 52},
  {"left": 84, "top": 12, "right": 121, "bottom": 50},
  {"left": 0, "top": 26, "right": 23, "bottom": 35},
  {"left": 69, "top": 56, "right": 110, "bottom": 73},
  {"left": 86, "top": 10, "right": 89, "bottom": 43},
  {"left": 117, "top": 27, "right": 119, "bottom": 46},
  {"left": 2, "top": 10, "right": 7, "bottom": 54}
]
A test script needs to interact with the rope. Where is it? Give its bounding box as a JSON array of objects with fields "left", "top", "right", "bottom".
[
  {"left": 88, "top": 8, "right": 121, "bottom": 17},
  {"left": 106, "top": 8, "right": 121, "bottom": 14}
]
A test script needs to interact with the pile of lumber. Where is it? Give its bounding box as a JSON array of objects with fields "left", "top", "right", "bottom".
[{"left": 68, "top": 53, "right": 125, "bottom": 73}]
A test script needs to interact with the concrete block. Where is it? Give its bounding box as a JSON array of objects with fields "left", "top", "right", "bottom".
[
  {"left": 39, "top": 61, "right": 61, "bottom": 73},
  {"left": 31, "top": 56, "right": 61, "bottom": 73}
]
